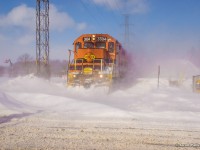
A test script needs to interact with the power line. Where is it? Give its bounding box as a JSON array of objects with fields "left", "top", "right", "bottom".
[
  {"left": 80, "top": 0, "right": 120, "bottom": 33},
  {"left": 80, "top": 0, "right": 103, "bottom": 28}
]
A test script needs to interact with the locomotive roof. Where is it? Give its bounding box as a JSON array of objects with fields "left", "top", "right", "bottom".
[{"left": 73, "top": 33, "right": 119, "bottom": 43}]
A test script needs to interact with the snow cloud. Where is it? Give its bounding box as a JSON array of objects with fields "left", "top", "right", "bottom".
[{"left": 90, "top": 0, "right": 149, "bottom": 14}]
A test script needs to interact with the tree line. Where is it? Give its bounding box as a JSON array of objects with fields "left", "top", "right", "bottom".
[{"left": 0, "top": 54, "right": 68, "bottom": 77}]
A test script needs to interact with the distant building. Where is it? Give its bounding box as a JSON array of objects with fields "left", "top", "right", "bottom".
[{"left": 193, "top": 75, "right": 200, "bottom": 93}]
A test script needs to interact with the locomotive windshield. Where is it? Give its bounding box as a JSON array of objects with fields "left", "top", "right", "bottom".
[
  {"left": 96, "top": 42, "right": 106, "bottom": 48},
  {"left": 84, "top": 42, "right": 94, "bottom": 48},
  {"left": 84, "top": 42, "right": 106, "bottom": 49}
]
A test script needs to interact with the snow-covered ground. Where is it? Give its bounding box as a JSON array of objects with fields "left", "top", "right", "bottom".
[
  {"left": 0, "top": 73, "right": 200, "bottom": 122},
  {"left": 0, "top": 59, "right": 200, "bottom": 149}
]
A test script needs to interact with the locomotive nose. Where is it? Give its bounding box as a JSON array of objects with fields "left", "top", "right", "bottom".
[{"left": 84, "top": 52, "right": 96, "bottom": 63}]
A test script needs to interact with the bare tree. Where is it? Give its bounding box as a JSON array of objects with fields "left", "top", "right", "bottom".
[
  {"left": 4, "top": 59, "right": 14, "bottom": 77},
  {"left": 0, "top": 66, "right": 5, "bottom": 77},
  {"left": 187, "top": 47, "right": 200, "bottom": 67},
  {"left": 16, "top": 54, "right": 35, "bottom": 75},
  {"left": 49, "top": 60, "right": 67, "bottom": 77}
]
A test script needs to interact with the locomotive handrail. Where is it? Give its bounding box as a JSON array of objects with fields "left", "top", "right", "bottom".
[{"left": 68, "top": 58, "right": 114, "bottom": 73}]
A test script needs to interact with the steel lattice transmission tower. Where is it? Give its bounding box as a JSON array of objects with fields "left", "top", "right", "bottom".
[{"left": 36, "top": 0, "right": 50, "bottom": 78}]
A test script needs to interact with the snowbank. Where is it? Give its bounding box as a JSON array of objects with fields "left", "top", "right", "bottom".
[
  {"left": 0, "top": 59, "right": 200, "bottom": 122},
  {"left": 0, "top": 75, "right": 132, "bottom": 119}
]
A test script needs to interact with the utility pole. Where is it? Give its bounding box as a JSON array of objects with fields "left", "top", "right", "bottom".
[
  {"left": 123, "top": 14, "right": 133, "bottom": 51},
  {"left": 4, "top": 59, "right": 13, "bottom": 77},
  {"left": 36, "top": 0, "right": 50, "bottom": 78},
  {"left": 124, "top": 14, "right": 130, "bottom": 50},
  {"left": 157, "top": 65, "right": 160, "bottom": 89}
]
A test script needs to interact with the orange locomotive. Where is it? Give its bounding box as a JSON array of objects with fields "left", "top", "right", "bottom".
[{"left": 67, "top": 34, "right": 127, "bottom": 88}]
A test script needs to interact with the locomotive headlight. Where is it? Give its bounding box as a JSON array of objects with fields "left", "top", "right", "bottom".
[
  {"left": 100, "top": 74, "right": 103, "bottom": 78},
  {"left": 92, "top": 35, "right": 96, "bottom": 41}
]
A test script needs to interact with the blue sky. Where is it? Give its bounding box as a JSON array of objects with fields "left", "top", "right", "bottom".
[{"left": 0, "top": 0, "right": 200, "bottom": 66}]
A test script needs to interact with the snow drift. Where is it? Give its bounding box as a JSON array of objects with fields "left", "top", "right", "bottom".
[{"left": 0, "top": 59, "right": 200, "bottom": 123}]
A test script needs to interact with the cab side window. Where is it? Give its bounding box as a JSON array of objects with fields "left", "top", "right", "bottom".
[
  {"left": 116, "top": 44, "right": 120, "bottom": 54},
  {"left": 108, "top": 42, "right": 114, "bottom": 53},
  {"left": 75, "top": 42, "right": 82, "bottom": 51}
]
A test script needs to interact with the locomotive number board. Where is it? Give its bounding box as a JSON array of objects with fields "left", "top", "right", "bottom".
[
  {"left": 96, "top": 37, "right": 107, "bottom": 42},
  {"left": 83, "top": 37, "right": 91, "bottom": 42},
  {"left": 83, "top": 36, "right": 107, "bottom": 42}
]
